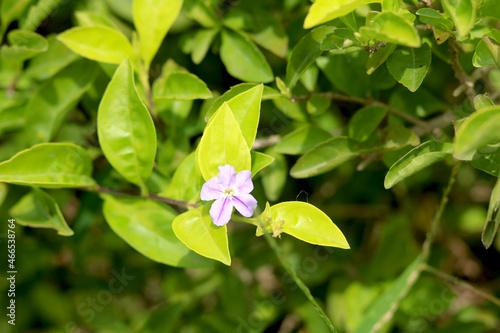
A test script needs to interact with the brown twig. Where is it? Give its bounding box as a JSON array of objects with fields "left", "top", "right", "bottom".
[{"left": 90, "top": 185, "right": 199, "bottom": 208}]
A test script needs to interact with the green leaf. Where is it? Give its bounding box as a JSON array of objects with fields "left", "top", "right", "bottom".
[
  {"left": 360, "top": 12, "right": 421, "bottom": 48},
  {"left": 0, "top": 143, "right": 96, "bottom": 188},
  {"left": 103, "top": 196, "right": 211, "bottom": 268},
  {"left": 220, "top": 28, "right": 273, "bottom": 83},
  {"left": 483, "top": 176, "right": 500, "bottom": 249},
  {"left": 10, "top": 188, "right": 74, "bottom": 236},
  {"left": 258, "top": 201, "right": 349, "bottom": 248},
  {"left": 180, "top": 28, "right": 219, "bottom": 64},
  {"left": 153, "top": 72, "right": 212, "bottom": 100},
  {"left": 290, "top": 137, "right": 362, "bottom": 178},
  {"left": 304, "top": 0, "right": 378, "bottom": 29},
  {"left": 251, "top": 151, "right": 275, "bottom": 176},
  {"left": 274, "top": 125, "right": 332, "bottom": 155},
  {"left": 384, "top": 141, "right": 453, "bottom": 189},
  {"left": 172, "top": 205, "right": 231, "bottom": 265},
  {"left": 286, "top": 26, "right": 335, "bottom": 89},
  {"left": 133, "top": 0, "right": 183, "bottom": 68},
  {"left": 1, "top": 0, "right": 32, "bottom": 37},
  {"left": 251, "top": 13, "right": 288, "bottom": 58},
  {"left": 307, "top": 95, "right": 331, "bottom": 115},
  {"left": 387, "top": 44, "right": 431, "bottom": 92},
  {"left": 474, "top": 94, "right": 494, "bottom": 110},
  {"left": 383, "top": 123, "right": 420, "bottom": 149},
  {"left": 1, "top": 29, "right": 48, "bottom": 61},
  {"left": 24, "top": 59, "right": 99, "bottom": 145},
  {"left": 355, "top": 255, "right": 423, "bottom": 333},
  {"left": 483, "top": 35, "right": 500, "bottom": 69},
  {"left": 261, "top": 148, "right": 287, "bottom": 202},
  {"left": 22, "top": 0, "right": 62, "bottom": 31},
  {"left": 454, "top": 106, "right": 500, "bottom": 160},
  {"left": 473, "top": 38, "right": 498, "bottom": 68},
  {"left": 98, "top": 58, "right": 157, "bottom": 190},
  {"left": 183, "top": 0, "right": 218, "bottom": 28},
  {"left": 416, "top": 8, "right": 454, "bottom": 32},
  {"left": 471, "top": 150, "right": 500, "bottom": 177},
  {"left": 160, "top": 152, "right": 203, "bottom": 202},
  {"left": 57, "top": 26, "right": 133, "bottom": 64},
  {"left": 348, "top": 106, "right": 387, "bottom": 142},
  {"left": 197, "top": 103, "right": 251, "bottom": 180},
  {"left": 25, "top": 35, "right": 80, "bottom": 80},
  {"left": 366, "top": 43, "right": 397, "bottom": 74},
  {"left": 442, "top": 0, "right": 476, "bottom": 39}
]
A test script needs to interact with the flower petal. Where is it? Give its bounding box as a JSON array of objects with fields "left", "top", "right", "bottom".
[
  {"left": 201, "top": 176, "right": 222, "bottom": 201},
  {"left": 234, "top": 170, "right": 253, "bottom": 194},
  {"left": 210, "top": 197, "right": 234, "bottom": 226},
  {"left": 218, "top": 164, "right": 236, "bottom": 188},
  {"left": 233, "top": 193, "right": 257, "bottom": 217}
]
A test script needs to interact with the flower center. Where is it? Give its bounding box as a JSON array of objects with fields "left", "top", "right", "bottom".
[{"left": 223, "top": 188, "right": 235, "bottom": 197}]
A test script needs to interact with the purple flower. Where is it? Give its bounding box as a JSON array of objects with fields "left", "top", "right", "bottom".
[{"left": 200, "top": 164, "right": 258, "bottom": 226}]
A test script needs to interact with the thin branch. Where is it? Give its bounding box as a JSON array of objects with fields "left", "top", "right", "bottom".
[
  {"left": 423, "top": 264, "right": 500, "bottom": 307},
  {"left": 421, "top": 162, "right": 460, "bottom": 261},
  {"left": 252, "top": 134, "right": 281, "bottom": 150},
  {"left": 449, "top": 38, "right": 476, "bottom": 104},
  {"left": 90, "top": 185, "right": 199, "bottom": 208}
]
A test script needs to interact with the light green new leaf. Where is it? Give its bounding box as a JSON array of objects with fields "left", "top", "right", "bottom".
[
  {"left": 183, "top": 0, "right": 218, "bottom": 28},
  {"left": 286, "top": 26, "right": 335, "bottom": 89},
  {"left": 160, "top": 152, "right": 203, "bottom": 202},
  {"left": 98, "top": 58, "right": 157, "bottom": 190},
  {"left": 172, "top": 205, "right": 231, "bottom": 265},
  {"left": 454, "top": 106, "right": 500, "bottom": 160},
  {"left": 1, "top": 29, "right": 48, "bottom": 61},
  {"left": 57, "top": 26, "right": 133, "bottom": 64},
  {"left": 133, "top": 0, "right": 183, "bottom": 69},
  {"left": 184, "top": 28, "right": 219, "bottom": 64},
  {"left": 384, "top": 141, "right": 453, "bottom": 189},
  {"left": 261, "top": 148, "right": 287, "bottom": 202},
  {"left": 205, "top": 85, "right": 263, "bottom": 148},
  {"left": 197, "top": 103, "right": 251, "bottom": 180},
  {"left": 483, "top": 176, "right": 500, "bottom": 249},
  {"left": 387, "top": 44, "right": 431, "bottom": 92},
  {"left": 274, "top": 125, "right": 332, "bottom": 155},
  {"left": 355, "top": 255, "right": 423, "bottom": 333},
  {"left": 348, "top": 106, "right": 387, "bottom": 142},
  {"left": 103, "top": 196, "right": 211, "bottom": 268},
  {"left": 258, "top": 201, "right": 349, "bottom": 248},
  {"left": 75, "top": 10, "right": 118, "bottom": 28},
  {"left": 153, "top": 72, "right": 212, "bottom": 100},
  {"left": 290, "top": 137, "right": 362, "bottom": 178},
  {"left": 24, "top": 59, "right": 99, "bottom": 145},
  {"left": 360, "top": 12, "right": 421, "bottom": 48},
  {"left": 10, "top": 188, "right": 74, "bottom": 236},
  {"left": 220, "top": 29, "right": 273, "bottom": 83},
  {"left": 204, "top": 83, "right": 278, "bottom": 121},
  {"left": 251, "top": 151, "right": 275, "bottom": 176},
  {"left": 304, "top": 0, "right": 378, "bottom": 29},
  {"left": 0, "top": 143, "right": 96, "bottom": 188},
  {"left": 442, "top": 0, "right": 475, "bottom": 39}
]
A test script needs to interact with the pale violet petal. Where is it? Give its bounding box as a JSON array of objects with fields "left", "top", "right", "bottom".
[
  {"left": 234, "top": 170, "right": 253, "bottom": 194},
  {"left": 233, "top": 193, "right": 258, "bottom": 217},
  {"left": 201, "top": 177, "right": 222, "bottom": 201},
  {"left": 218, "top": 164, "right": 236, "bottom": 188},
  {"left": 210, "top": 197, "right": 234, "bottom": 226}
]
